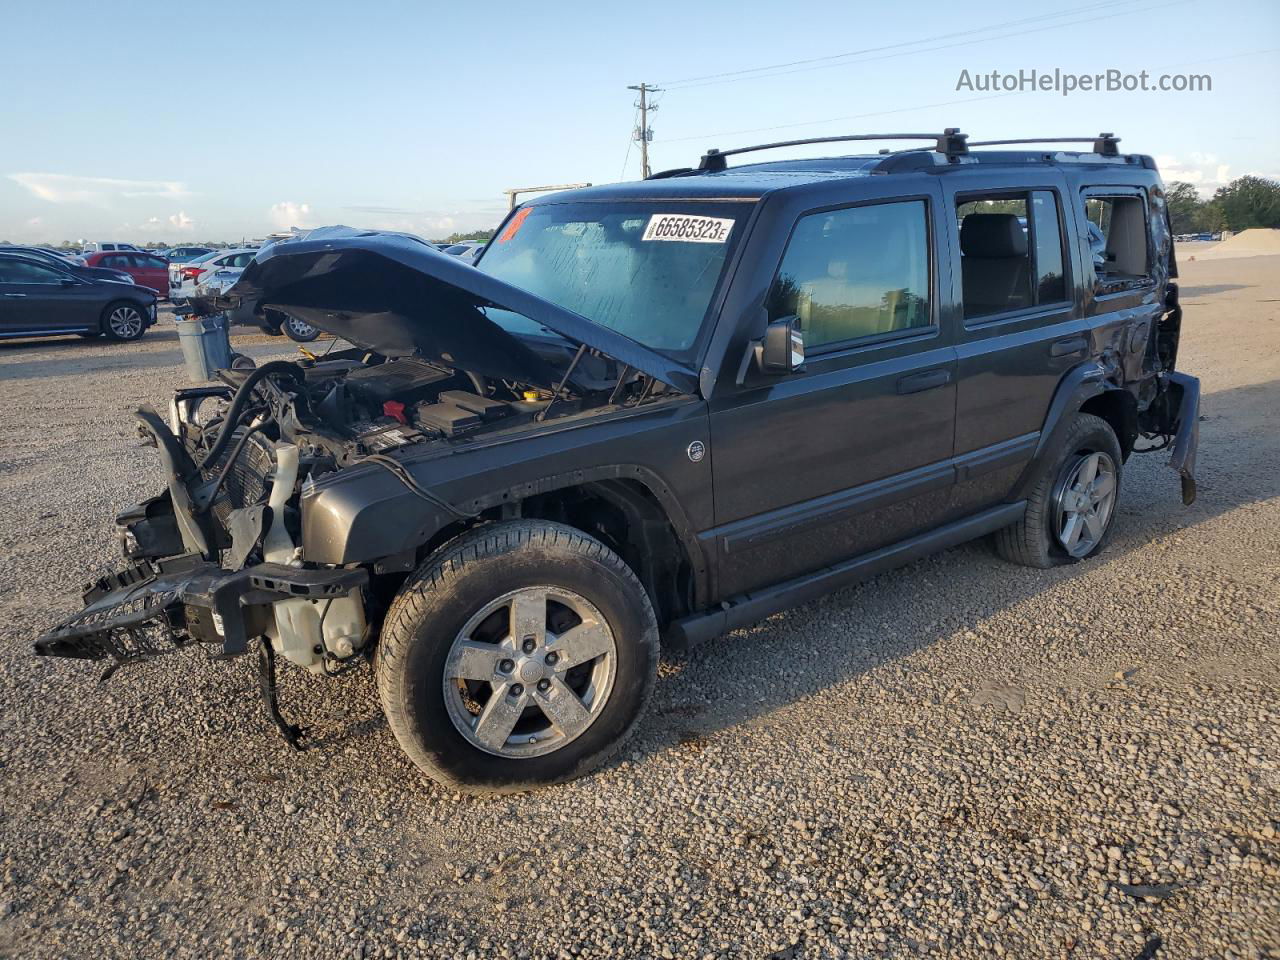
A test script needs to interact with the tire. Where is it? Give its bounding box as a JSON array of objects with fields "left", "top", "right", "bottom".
[
  {"left": 282, "top": 315, "right": 320, "bottom": 342},
  {"left": 995, "top": 412, "right": 1123, "bottom": 568},
  {"left": 101, "top": 301, "right": 147, "bottom": 342},
  {"left": 376, "top": 520, "right": 659, "bottom": 793}
]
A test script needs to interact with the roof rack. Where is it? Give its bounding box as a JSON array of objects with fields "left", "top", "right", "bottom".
[
  {"left": 966, "top": 133, "right": 1121, "bottom": 157},
  {"left": 696, "top": 129, "right": 968, "bottom": 172}
]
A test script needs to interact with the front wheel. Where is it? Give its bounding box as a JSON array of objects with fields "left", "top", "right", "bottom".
[
  {"left": 995, "top": 412, "right": 1122, "bottom": 568},
  {"left": 376, "top": 521, "right": 659, "bottom": 793},
  {"left": 102, "top": 302, "right": 147, "bottom": 342}
]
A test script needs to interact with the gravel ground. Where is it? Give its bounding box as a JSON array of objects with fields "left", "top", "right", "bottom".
[{"left": 1, "top": 260, "right": 1278, "bottom": 960}]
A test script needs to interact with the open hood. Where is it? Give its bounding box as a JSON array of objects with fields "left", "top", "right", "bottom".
[{"left": 228, "top": 227, "right": 699, "bottom": 393}]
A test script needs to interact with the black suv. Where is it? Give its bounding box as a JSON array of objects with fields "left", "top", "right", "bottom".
[{"left": 37, "top": 131, "right": 1199, "bottom": 792}]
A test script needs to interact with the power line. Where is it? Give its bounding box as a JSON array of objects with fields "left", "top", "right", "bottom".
[
  {"left": 620, "top": 104, "right": 640, "bottom": 179},
  {"left": 658, "top": 0, "right": 1187, "bottom": 90},
  {"left": 662, "top": 92, "right": 1017, "bottom": 144},
  {"left": 663, "top": 43, "right": 1265, "bottom": 150}
]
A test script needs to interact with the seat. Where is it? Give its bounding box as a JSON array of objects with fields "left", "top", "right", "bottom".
[{"left": 960, "top": 213, "right": 1032, "bottom": 318}]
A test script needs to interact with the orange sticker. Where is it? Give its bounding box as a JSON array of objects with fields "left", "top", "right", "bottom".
[{"left": 497, "top": 206, "right": 532, "bottom": 244}]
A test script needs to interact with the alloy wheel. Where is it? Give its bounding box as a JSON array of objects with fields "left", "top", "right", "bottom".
[
  {"left": 107, "top": 305, "right": 143, "bottom": 339},
  {"left": 442, "top": 586, "right": 618, "bottom": 758},
  {"left": 286, "top": 317, "right": 318, "bottom": 340},
  {"left": 1053, "top": 450, "right": 1117, "bottom": 558}
]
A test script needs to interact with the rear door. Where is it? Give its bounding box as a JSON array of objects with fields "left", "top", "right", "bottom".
[
  {"left": 129, "top": 252, "right": 169, "bottom": 294},
  {"left": 943, "top": 172, "right": 1080, "bottom": 513},
  {"left": 99, "top": 253, "right": 136, "bottom": 283},
  {"left": 707, "top": 187, "right": 958, "bottom": 597}
]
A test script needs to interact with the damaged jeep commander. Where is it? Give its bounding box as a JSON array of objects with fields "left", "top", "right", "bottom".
[{"left": 37, "top": 131, "right": 1200, "bottom": 792}]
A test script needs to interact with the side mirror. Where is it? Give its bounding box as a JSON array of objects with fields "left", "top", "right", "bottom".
[
  {"left": 59, "top": 277, "right": 77, "bottom": 287},
  {"left": 758, "top": 315, "right": 805, "bottom": 374}
]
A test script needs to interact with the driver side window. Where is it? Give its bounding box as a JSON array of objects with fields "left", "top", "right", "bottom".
[
  {"left": 0, "top": 260, "right": 63, "bottom": 283},
  {"left": 767, "top": 200, "right": 932, "bottom": 350}
]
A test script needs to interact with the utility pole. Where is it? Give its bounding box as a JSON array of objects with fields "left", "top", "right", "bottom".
[{"left": 627, "top": 83, "right": 660, "bottom": 179}]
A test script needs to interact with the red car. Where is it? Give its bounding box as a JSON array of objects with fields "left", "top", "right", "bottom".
[{"left": 85, "top": 251, "right": 169, "bottom": 296}]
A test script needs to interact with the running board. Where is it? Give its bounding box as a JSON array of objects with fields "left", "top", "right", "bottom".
[{"left": 667, "top": 501, "right": 1026, "bottom": 650}]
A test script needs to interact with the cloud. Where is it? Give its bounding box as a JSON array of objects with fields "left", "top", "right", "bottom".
[
  {"left": 270, "top": 201, "right": 315, "bottom": 229},
  {"left": 342, "top": 204, "right": 432, "bottom": 216},
  {"left": 1156, "top": 153, "right": 1233, "bottom": 196},
  {"left": 26, "top": 216, "right": 42, "bottom": 227},
  {"left": 7, "top": 172, "right": 189, "bottom": 205},
  {"left": 168, "top": 211, "right": 194, "bottom": 230}
]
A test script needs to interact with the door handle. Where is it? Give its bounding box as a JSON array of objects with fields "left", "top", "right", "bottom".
[
  {"left": 1050, "top": 336, "right": 1089, "bottom": 358},
  {"left": 896, "top": 369, "right": 951, "bottom": 395},
  {"left": 3, "top": 293, "right": 28, "bottom": 298}
]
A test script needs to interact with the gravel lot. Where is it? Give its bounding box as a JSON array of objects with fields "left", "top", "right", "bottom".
[{"left": 2, "top": 257, "right": 1278, "bottom": 960}]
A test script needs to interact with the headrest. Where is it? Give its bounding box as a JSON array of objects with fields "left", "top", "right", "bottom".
[{"left": 961, "top": 214, "right": 1027, "bottom": 258}]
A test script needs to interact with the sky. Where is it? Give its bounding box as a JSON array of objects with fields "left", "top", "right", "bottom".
[{"left": 2, "top": 0, "right": 1277, "bottom": 244}]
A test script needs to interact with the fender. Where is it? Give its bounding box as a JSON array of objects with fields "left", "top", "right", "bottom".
[
  {"left": 1008, "top": 361, "right": 1109, "bottom": 501},
  {"left": 457, "top": 464, "right": 710, "bottom": 608},
  {"left": 302, "top": 462, "right": 712, "bottom": 609}
]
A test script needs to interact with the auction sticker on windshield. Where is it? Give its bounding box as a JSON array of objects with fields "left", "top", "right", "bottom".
[{"left": 642, "top": 214, "right": 734, "bottom": 243}]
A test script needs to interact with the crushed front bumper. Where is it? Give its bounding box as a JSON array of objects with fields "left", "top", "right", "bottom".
[{"left": 35, "top": 553, "right": 368, "bottom": 665}]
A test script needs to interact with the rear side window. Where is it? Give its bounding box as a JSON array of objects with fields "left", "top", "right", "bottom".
[
  {"left": 768, "top": 199, "right": 931, "bottom": 350},
  {"left": 1084, "top": 194, "right": 1150, "bottom": 288},
  {"left": 957, "top": 190, "right": 1069, "bottom": 320}
]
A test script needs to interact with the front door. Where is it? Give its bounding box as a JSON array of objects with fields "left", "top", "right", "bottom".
[
  {"left": 0, "top": 260, "right": 94, "bottom": 334},
  {"left": 707, "top": 192, "right": 958, "bottom": 598}
]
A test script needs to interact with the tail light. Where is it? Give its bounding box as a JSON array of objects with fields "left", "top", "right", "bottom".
[{"left": 180, "top": 266, "right": 206, "bottom": 281}]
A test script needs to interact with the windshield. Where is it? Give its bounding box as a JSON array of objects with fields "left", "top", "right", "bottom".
[{"left": 476, "top": 200, "right": 751, "bottom": 358}]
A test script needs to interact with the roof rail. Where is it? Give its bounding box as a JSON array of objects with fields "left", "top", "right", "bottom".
[
  {"left": 966, "top": 133, "right": 1121, "bottom": 157},
  {"left": 696, "top": 129, "right": 968, "bottom": 172}
]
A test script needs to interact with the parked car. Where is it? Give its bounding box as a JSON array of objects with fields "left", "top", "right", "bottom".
[
  {"left": 1, "top": 246, "right": 134, "bottom": 286},
  {"left": 35, "top": 132, "right": 1199, "bottom": 793},
  {"left": 0, "top": 252, "right": 156, "bottom": 341},
  {"left": 164, "top": 246, "right": 214, "bottom": 264},
  {"left": 85, "top": 250, "right": 170, "bottom": 296},
  {"left": 34, "top": 247, "right": 87, "bottom": 266},
  {"left": 80, "top": 242, "right": 143, "bottom": 255},
  {"left": 442, "top": 241, "right": 485, "bottom": 263},
  {"left": 169, "top": 248, "right": 257, "bottom": 295}
]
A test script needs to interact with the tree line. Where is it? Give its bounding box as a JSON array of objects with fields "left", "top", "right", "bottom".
[{"left": 1167, "top": 175, "right": 1280, "bottom": 234}]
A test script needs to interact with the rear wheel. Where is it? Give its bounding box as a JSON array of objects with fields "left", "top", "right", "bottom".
[
  {"left": 282, "top": 315, "right": 320, "bottom": 342},
  {"left": 995, "top": 412, "right": 1122, "bottom": 568},
  {"left": 376, "top": 520, "right": 659, "bottom": 792},
  {"left": 102, "top": 302, "right": 146, "bottom": 341}
]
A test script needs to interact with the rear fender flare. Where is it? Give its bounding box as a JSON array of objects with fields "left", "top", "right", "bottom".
[{"left": 1009, "top": 362, "right": 1110, "bottom": 501}]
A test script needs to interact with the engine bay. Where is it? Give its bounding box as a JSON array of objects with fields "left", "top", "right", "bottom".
[{"left": 213, "top": 352, "right": 553, "bottom": 463}]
